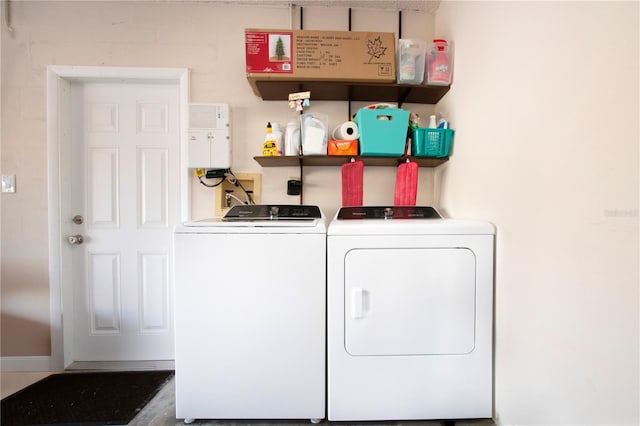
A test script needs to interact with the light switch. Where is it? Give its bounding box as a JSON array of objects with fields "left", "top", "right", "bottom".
[{"left": 2, "top": 175, "right": 16, "bottom": 193}]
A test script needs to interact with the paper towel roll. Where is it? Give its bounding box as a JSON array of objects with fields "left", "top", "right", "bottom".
[{"left": 332, "top": 121, "right": 359, "bottom": 140}]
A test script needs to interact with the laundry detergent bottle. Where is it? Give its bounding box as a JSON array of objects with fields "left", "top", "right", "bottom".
[
  {"left": 427, "top": 39, "right": 452, "bottom": 85},
  {"left": 284, "top": 119, "right": 301, "bottom": 156},
  {"left": 262, "top": 122, "right": 279, "bottom": 156}
]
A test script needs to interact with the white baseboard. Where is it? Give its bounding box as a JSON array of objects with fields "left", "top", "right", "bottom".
[
  {"left": 66, "top": 360, "right": 175, "bottom": 371},
  {"left": 0, "top": 356, "right": 52, "bottom": 372}
]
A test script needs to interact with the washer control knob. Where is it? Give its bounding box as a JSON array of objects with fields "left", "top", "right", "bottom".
[
  {"left": 269, "top": 206, "right": 279, "bottom": 219},
  {"left": 384, "top": 207, "right": 394, "bottom": 219}
]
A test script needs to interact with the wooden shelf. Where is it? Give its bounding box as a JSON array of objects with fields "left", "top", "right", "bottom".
[
  {"left": 254, "top": 155, "right": 449, "bottom": 168},
  {"left": 253, "top": 80, "right": 450, "bottom": 104},
  {"left": 251, "top": 79, "right": 450, "bottom": 183}
]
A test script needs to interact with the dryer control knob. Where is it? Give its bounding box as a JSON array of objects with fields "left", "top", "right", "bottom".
[
  {"left": 384, "top": 207, "right": 394, "bottom": 219},
  {"left": 270, "top": 206, "right": 279, "bottom": 219}
]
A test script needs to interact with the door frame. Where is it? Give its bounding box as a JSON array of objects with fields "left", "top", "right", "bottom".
[{"left": 47, "top": 66, "right": 190, "bottom": 371}]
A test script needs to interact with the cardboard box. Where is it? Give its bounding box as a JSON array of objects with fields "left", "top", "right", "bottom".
[{"left": 245, "top": 29, "right": 396, "bottom": 95}]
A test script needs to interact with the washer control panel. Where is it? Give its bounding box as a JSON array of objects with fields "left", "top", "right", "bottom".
[{"left": 223, "top": 204, "right": 322, "bottom": 221}]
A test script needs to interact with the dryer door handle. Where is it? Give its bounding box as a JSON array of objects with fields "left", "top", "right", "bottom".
[{"left": 351, "top": 287, "right": 365, "bottom": 319}]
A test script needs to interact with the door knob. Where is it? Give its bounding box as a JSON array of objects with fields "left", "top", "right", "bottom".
[{"left": 67, "top": 234, "right": 84, "bottom": 245}]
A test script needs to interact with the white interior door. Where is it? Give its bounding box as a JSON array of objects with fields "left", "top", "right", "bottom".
[{"left": 65, "top": 81, "right": 180, "bottom": 362}]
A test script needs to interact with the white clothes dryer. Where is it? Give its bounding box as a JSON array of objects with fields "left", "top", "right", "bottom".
[
  {"left": 174, "top": 205, "right": 326, "bottom": 424},
  {"left": 327, "top": 206, "right": 495, "bottom": 421}
]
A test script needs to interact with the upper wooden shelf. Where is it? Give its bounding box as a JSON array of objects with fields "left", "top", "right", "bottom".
[
  {"left": 253, "top": 80, "right": 450, "bottom": 104},
  {"left": 254, "top": 155, "right": 449, "bottom": 168}
]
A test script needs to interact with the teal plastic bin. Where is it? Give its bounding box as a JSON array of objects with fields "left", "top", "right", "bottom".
[
  {"left": 411, "top": 128, "right": 454, "bottom": 157},
  {"left": 355, "top": 108, "right": 410, "bottom": 156}
]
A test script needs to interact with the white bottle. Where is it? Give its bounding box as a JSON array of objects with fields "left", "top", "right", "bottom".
[
  {"left": 284, "top": 119, "right": 301, "bottom": 156},
  {"left": 428, "top": 114, "right": 437, "bottom": 128},
  {"left": 271, "top": 122, "right": 284, "bottom": 156}
]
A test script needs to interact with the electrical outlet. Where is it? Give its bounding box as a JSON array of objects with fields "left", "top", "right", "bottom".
[
  {"left": 214, "top": 172, "right": 261, "bottom": 217},
  {"left": 287, "top": 179, "right": 302, "bottom": 195}
]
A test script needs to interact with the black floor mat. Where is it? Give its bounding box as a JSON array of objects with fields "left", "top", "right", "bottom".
[{"left": 1, "top": 370, "right": 174, "bottom": 426}]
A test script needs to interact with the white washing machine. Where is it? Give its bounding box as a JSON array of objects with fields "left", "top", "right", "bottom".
[
  {"left": 327, "top": 206, "right": 495, "bottom": 421},
  {"left": 174, "top": 205, "right": 326, "bottom": 423}
]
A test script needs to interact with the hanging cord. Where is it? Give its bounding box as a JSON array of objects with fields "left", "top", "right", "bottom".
[
  {"left": 4, "top": 0, "right": 14, "bottom": 35},
  {"left": 198, "top": 174, "right": 226, "bottom": 188},
  {"left": 196, "top": 169, "right": 254, "bottom": 205},
  {"left": 289, "top": 0, "right": 294, "bottom": 29},
  {"left": 225, "top": 192, "right": 247, "bottom": 206},
  {"left": 347, "top": 8, "right": 352, "bottom": 120},
  {"left": 226, "top": 170, "right": 255, "bottom": 205}
]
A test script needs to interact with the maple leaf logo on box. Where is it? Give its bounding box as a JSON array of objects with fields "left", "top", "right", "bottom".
[{"left": 367, "top": 36, "right": 387, "bottom": 63}]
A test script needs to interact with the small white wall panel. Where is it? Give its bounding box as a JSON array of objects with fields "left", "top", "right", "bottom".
[
  {"left": 139, "top": 253, "right": 169, "bottom": 332},
  {"left": 138, "top": 148, "right": 168, "bottom": 228},
  {"left": 88, "top": 252, "right": 121, "bottom": 333},
  {"left": 88, "top": 103, "right": 119, "bottom": 133},
  {"left": 137, "top": 102, "right": 168, "bottom": 133},
  {"left": 187, "top": 131, "right": 211, "bottom": 168},
  {"left": 88, "top": 147, "right": 119, "bottom": 228}
]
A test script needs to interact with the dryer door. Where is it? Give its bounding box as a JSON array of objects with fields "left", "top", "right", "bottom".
[{"left": 345, "top": 247, "right": 476, "bottom": 356}]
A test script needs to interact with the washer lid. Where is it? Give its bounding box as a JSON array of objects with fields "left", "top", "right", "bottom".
[
  {"left": 175, "top": 204, "right": 326, "bottom": 232},
  {"left": 175, "top": 218, "right": 326, "bottom": 232},
  {"left": 329, "top": 213, "right": 495, "bottom": 236}
]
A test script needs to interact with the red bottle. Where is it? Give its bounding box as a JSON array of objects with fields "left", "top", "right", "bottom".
[{"left": 428, "top": 39, "right": 452, "bottom": 85}]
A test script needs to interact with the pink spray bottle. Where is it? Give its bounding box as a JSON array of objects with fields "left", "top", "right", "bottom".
[{"left": 428, "top": 39, "right": 452, "bottom": 85}]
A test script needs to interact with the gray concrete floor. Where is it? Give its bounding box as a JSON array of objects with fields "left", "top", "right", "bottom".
[{"left": 130, "top": 377, "right": 496, "bottom": 426}]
